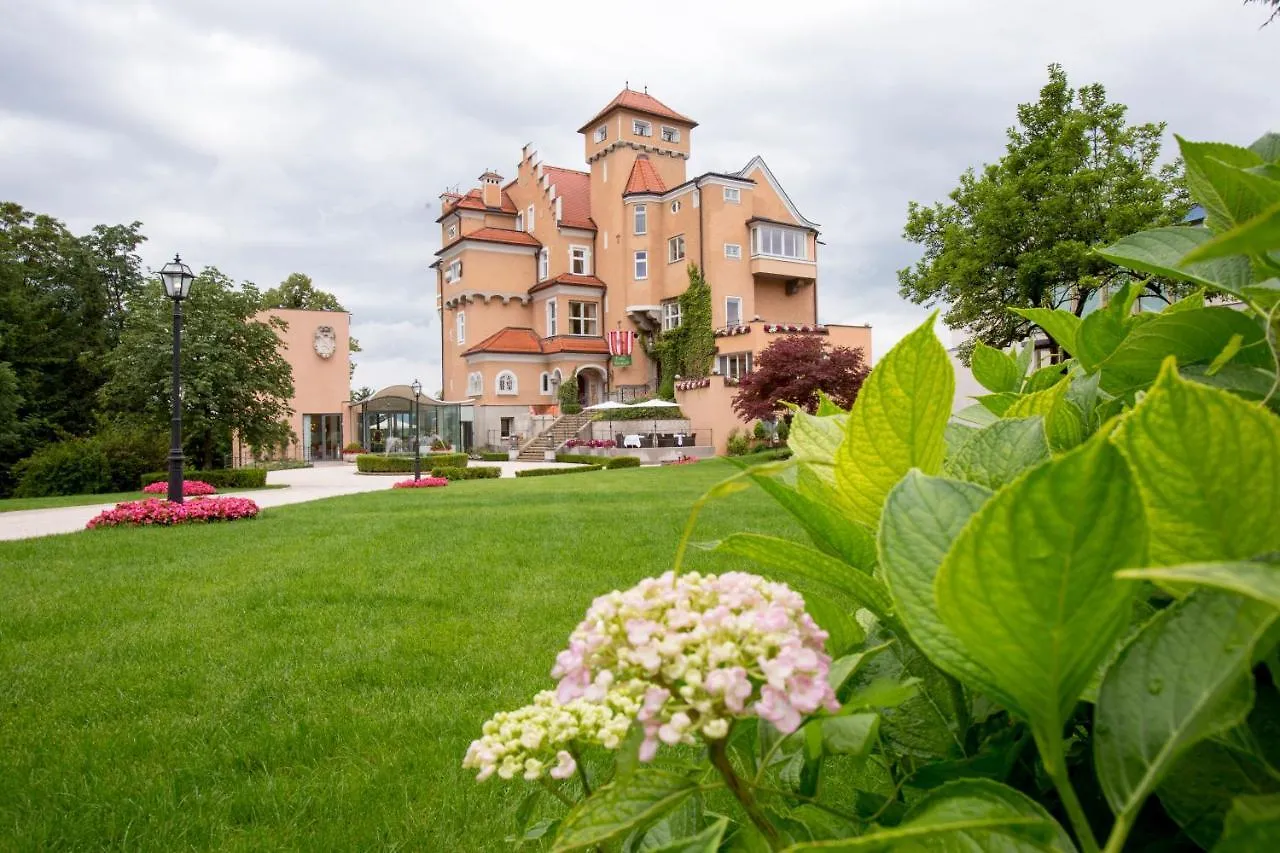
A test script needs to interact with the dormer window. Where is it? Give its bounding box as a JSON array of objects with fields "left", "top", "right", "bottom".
[
  {"left": 633, "top": 119, "right": 652, "bottom": 138},
  {"left": 594, "top": 125, "right": 607, "bottom": 143},
  {"left": 661, "top": 126, "right": 680, "bottom": 143}
]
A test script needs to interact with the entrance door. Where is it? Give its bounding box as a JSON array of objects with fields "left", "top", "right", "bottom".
[{"left": 305, "top": 414, "right": 343, "bottom": 460}]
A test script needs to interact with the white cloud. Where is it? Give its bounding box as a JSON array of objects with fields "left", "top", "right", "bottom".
[{"left": 1, "top": 0, "right": 1275, "bottom": 387}]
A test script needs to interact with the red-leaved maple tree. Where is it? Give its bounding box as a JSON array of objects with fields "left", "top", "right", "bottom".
[{"left": 731, "top": 335, "right": 869, "bottom": 421}]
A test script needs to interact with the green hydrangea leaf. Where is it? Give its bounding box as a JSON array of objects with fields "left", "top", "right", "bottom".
[
  {"left": 1112, "top": 359, "right": 1280, "bottom": 565},
  {"left": 1095, "top": 590, "right": 1279, "bottom": 821},
  {"left": 1097, "top": 226, "right": 1254, "bottom": 298},
  {"left": 1010, "top": 307, "right": 1082, "bottom": 357},
  {"left": 780, "top": 779, "right": 1073, "bottom": 851},
  {"left": 1215, "top": 795, "right": 1280, "bottom": 853},
  {"left": 835, "top": 315, "right": 952, "bottom": 528},
  {"left": 1117, "top": 562, "right": 1280, "bottom": 610},
  {"left": 880, "top": 472, "right": 1000, "bottom": 697},
  {"left": 971, "top": 341, "right": 1023, "bottom": 393},
  {"left": 553, "top": 769, "right": 698, "bottom": 852},
  {"left": 935, "top": 436, "right": 1144, "bottom": 749},
  {"left": 943, "top": 417, "right": 1050, "bottom": 491},
  {"left": 748, "top": 473, "right": 878, "bottom": 571},
  {"left": 1098, "top": 308, "right": 1270, "bottom": 395}
]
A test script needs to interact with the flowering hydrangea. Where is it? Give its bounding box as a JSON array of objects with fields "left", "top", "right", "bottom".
[
  {"left": 392, "top": 477, "right": 449, "bottom": 488},
  {"left": 463, "top": 688, "right": 641, "bottom": 782},
  {"left": 141, "top": 480, "right": 217, "bottom": 496},
  {"left": 86, "top": 497, "right": 260, "bottom": 528},
  {"left": 555, "top": 571, "right": 838, "bottom": 762}
]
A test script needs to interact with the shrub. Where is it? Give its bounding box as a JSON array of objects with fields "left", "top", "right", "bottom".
[
  {"left": 86, "top": 496, "right": 260, "bottom": 528},
  {"left": 776, "top": 418, "right": 790, "bottom": 442},
  {"left": 424, "top": 452, "right": 468, "bottom": 469},
  {"left": 392, "top": 477, "right": 448, "bottom": 488},
  {"left": 12, "top": 438, "right": 111, "bottom": 498},
  {"left": 605, "top": 456, "right": 641, "bottom": 469},
  {"left": 142, "top": 480, "right": 217, "bottom": 496},
  {"left": 140, "top": 468, "right": 268, "bottom": 489},
  {"left": 12, "top": 424, "right": 166, "bottom": 497},
  {"left": 724, "top": 429, "right": 751, "bottom": 456},
  {"left": 554, "top": 453, "right": 598, "bottom": 465},
  {"left": 430, "top": 466, "right": 500, "bottom": 481},
  {"left": 514, "top": 465, "right": 604, "bottom": 478},
  {"left": 593, "top": 405, "right": 685, "bottom": 421},
  {"left": 342, "top": 442, "right": 365, "bottom": 452},
  {"left": 558, "top": 376, "right": 582, "bottom": 414},
  {"left": 475, "top": 451, "right": 510, "bottom": 461},
  {"left": 753, "top": 420, "right": 769, "bottom": 440}
]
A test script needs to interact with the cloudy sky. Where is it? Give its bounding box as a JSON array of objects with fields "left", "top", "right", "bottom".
[{"left": 2, "top": 0, "right": 1275, "bottom": 392}]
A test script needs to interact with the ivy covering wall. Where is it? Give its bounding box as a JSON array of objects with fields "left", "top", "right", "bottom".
[{"left": 650, "top": 264, "right": 715, "bottom": 399}]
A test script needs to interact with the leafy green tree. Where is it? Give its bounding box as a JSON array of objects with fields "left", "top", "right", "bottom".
[
  {"left": 898, "top": 64, "right": 1189, "bottom": 357},
  {"left": 101, "top": 267, "right": 295, "bottom": 468},
  {"left": 0, "top": 202, "right": 136, "bottom": 492}
]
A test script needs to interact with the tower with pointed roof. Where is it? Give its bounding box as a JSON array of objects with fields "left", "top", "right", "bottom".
[{"left": 431, "top": 88, "right": 870, "bottom": 454}]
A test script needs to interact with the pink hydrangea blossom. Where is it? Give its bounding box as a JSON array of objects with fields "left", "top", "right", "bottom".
[
  {"left": 86, "top": 497, "right": 260, "bottom": 529},
  {"left": 553, "top": 570, "right": 839, "bottom": 763}
]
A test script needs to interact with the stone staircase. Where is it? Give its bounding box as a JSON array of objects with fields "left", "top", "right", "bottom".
[{"left": 517, "top": 413, "right": 593, "bottom": 461}]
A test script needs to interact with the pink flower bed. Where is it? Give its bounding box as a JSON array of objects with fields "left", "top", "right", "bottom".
[
  {"left": 141, "top": 479, "right": 217, "bottom": 496},
  {"left": 670, "top": 455, "right": 700, "bottom": 465},
  {"left": 392, "top": 477, "right": 449, "bottom": 488},
  {"left": 564, "top": 438, "right": 616, "bottom": 448},
  {"left": 86, "top": 497, "right": 260, "bottom": 529}
]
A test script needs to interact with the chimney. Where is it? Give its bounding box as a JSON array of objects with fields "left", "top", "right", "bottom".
[{"left": 478, "top": 170, "right": 503, "bottom": 208}]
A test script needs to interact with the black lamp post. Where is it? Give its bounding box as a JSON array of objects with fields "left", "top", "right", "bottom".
[
  {"left": 159, "top": 254, "right": 196, "bottom": 504},
  {"left": 411, "top": 378, "right": 423, "bottom": 481}
]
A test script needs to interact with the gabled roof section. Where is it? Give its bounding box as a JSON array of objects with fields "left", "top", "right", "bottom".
[
  {"left": 434, "top": 227, "right": 541, "bottom": 255},
  {"left": 542, "top": 166, "right": 595, "bottom": 230},
  {"left": 464, "top": 327, "right": 542, "bottom": 356},
  {"left": 737, "top": 155, "right": 820, "bottom": 230},
  {"left": 463, "top": 326, "right": 608, "bottom": 356},
  {"left": 437, "top": 188, "right": 518, "bottom": 221},
  {"left": 624, "top": 154, "right": 667, "bottom": 195},
  {"left": 528, "top": 273, "right": 607, "bottom": 295},
  {"left": 578, "top": 88, "right": 697, "bottom": 133}
]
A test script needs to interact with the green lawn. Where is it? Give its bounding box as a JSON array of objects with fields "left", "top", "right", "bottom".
[
  {"left": 0, "top": 485, "right": 287, "bottom": 513},
  {"left": 0, "top": 461, "right": 804, "bottom": 851}
]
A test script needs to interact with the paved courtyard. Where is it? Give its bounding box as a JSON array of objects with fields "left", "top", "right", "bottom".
[{"left": 0, "top": 460, "right": 585, "bottom": 542}]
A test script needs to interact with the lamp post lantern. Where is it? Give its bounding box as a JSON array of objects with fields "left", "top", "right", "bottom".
[
  {"left": 411, "top": 378, "right": 423, "bottom": 481},
  {"left": 159, "top": 254, "right": 196, "bottom": 504}
]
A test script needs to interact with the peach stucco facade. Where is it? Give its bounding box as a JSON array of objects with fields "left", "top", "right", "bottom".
[
  {"left": 259, "top": 308, "right": 352, "bottom": 459},
  {"left": 432, "top": 88, "right": 871, "bottom": 451}
]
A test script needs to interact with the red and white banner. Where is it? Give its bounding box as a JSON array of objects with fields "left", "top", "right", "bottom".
[{"left": 608, "top": 329, "right": 635, "bottom": 357}]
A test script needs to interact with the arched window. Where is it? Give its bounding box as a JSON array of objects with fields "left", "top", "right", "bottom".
[{"left": 496, "top": 371, "right": 518, "bottom": 395}]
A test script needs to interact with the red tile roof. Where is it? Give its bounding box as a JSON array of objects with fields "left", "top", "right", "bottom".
[
  {"left": 543, "top": 166, "right": 595, "bottom": 230},
  {"left": 624, "top": 154, "right": 667, "bottom": 195},
  {"left": 463, "top": 227, "right": 541, "bottom": 247},
  {"left": 435, "top": 227, "right": 541, "bottom": 255},
  {"left": 463, "top": 327, "right": 542, "bottom": 355},
  {"left": 439, "top": 188, "right": 518, "bottom": 219},
  {"left": 543, "top": 336, "right": 609, "bottom": 354},
  {"left": 578, "top": 88, "right": 697, "bottom": 132},
  {"left": 463, "top": 326, "right": 609, "bottom": 356},
  {"left": 528, "top": 273, "right": 607, "bottom": 294}
]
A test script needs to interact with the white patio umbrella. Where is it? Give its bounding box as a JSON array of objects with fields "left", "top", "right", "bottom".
[
  {"left": 582, "top": 400, "right": 632, "bottom": 445},
  {"left": 630, "top": 399, "right": 680, "bottom": 448}
]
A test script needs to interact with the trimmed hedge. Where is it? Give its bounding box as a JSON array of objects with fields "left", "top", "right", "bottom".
[
  {"left": 140, "top": 468, "right": 268, "bottom": 489},
  {"left": 515, "top": 465, "right": 605, "bottom": 478},
  {"left": 605, "top": 456, "right": 641, "bottom": 469},
  {"left": 475, "top": 451, "right": 510, "bottom": 462},
  {"left": 431, "top": 466, "right": 501, "bottom": 481},
  {"left": 356, "top": 454, "right": 469, "bottom": 473},
  {"left": 592, "top": 405, "right": 686, "bottom": 421},
  {"left": 425, "top": 452, "right": 468, "bottom": 468},
  {"left": 554, "top": 452, "right": 599, "bottom": 465}
]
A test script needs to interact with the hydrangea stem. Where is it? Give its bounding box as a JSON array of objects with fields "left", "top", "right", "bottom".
[
  {"left": 1037, "top": 730, "right": 1100, "bottom": 853},
  {"left": 568, "top": 744, "right": 592, "bottom": 797},
  {"left": 709, "top": 738, "right": 782, "bottom": 851}
]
